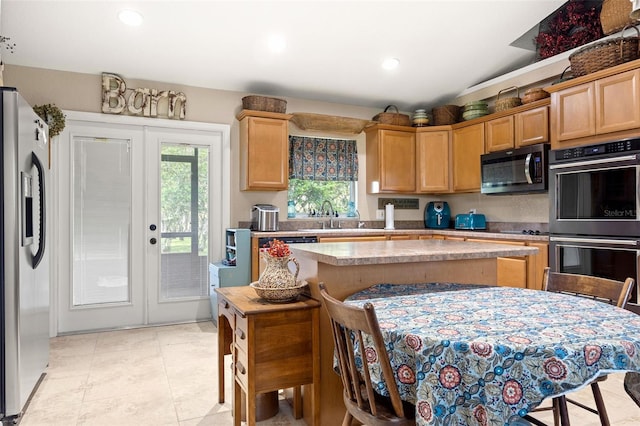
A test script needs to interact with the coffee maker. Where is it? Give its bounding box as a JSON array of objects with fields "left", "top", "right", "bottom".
[{"left": 425, "top": 201, "right": 451, "bottom": 229}]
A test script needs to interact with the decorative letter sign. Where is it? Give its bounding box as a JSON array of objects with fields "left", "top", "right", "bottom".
[{"left": 101, "top": 73, "right": 186, "bottom": 119}]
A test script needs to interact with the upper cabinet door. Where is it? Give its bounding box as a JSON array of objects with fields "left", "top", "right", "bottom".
[
  {"left": 552, "top": 83, "right": 595, "bottom": 141},
  {"left": 416, "top": 130, "right": 450, "bottom": 193},
  {"left": 379, "top": 130, "right": 416, "bottom": 192},
  {"left": 238, "top": 111, "right": 291, "bottom": 191},
  {"left": 595, "top": 69, "right": 640, "bottom": 134},
  {"left": 516, "top": 106, "right": 549, "bottom": 147},
  {"left": 366, "top": 127, "right": 416, "bottom": 193},
  {"left": 485, "top": 115, "right": 514, "bottom": 152},
  {"left": 452, "top": 123, "right": 484, "bottom": 193}
]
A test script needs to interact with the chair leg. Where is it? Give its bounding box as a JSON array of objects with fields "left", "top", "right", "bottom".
[
  {"left": 552, "top": 398, "right": 560, "bottom": 426},
  {"left": 557, "top": 396, "right": 571, "bottom": 426},
  {"left": 342, "top": 412, "right": 354, "bottom": 426},
  {"left": 590, "top": 382, "right": 610, "bottom": 426}
]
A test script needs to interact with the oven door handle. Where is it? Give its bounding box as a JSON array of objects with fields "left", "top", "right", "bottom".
[
  {"left": 550, "top": 236, "right": 640, "bottom": 246},
  {"left": 524, "top": 153, "right": 533, "bottom": 184},
  {"left": 549, "top": 154, "right": 638, "bottom": 170}
]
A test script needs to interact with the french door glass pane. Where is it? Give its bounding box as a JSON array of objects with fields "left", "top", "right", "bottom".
[
  {"left": 72, "top": 137, "right": 130, "bottom": 306},
  {"left": 160, "top": 144, "right": 209, "bottom": 299}
]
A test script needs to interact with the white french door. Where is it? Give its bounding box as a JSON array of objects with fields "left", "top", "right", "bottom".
[
  {"left": 145, "top": 127, "right": 223, "bottom": 324},
  {"left": 56, "top": 113, "right": 228, "bottom": 334}
]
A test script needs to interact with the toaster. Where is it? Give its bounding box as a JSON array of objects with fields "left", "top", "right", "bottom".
[
  {"left": 251, "top": 204, "right": 279, "bottom": 231},
  {"left": 454, "top": 213, "right": 486, "bottom": 230}
]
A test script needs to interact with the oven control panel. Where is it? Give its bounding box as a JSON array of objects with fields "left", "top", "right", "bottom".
[{"left": 552, "top": 138, "right": 640, "bottom": 161}]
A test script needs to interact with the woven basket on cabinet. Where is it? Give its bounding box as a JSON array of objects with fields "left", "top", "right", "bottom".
[
  {"left": 569, "top": 25, "right": 640, "bottom": 77},
  {"left": 600, "top": 0, "right": 635, "bottom": 35}
]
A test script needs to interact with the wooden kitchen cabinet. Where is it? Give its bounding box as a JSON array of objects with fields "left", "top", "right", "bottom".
[
  {"left": 527, "top": 242, "right": 549, "bottom": 290},
  {"left": 466, "top": 238, "right": 548, "bottom": 290},
  {"left": 516, "top": 105, "right": 549, "bottom": 147},
  {"left": 216, "top": 286, "right": 320, "bottom": 426},
  {"left": 548, "top": 65, "right": 640, "bottom": 149},
  {"left": 595, "top": 69, "right": 640, "bottom": 134},
  {"left": 485, "top": 115, "right": 514, "bottom": 152},
  {"left": 551, "top": 83, "right": 595, "bottom": 142},
  {"left": 452, "top": 123, "right": 484, "bottom": 192},
  {"left": 416, "top": 129, "right": 451, "bottom": 193},
  {"left": 365, "top": 125, "right": 416, "bottom": 193},
  {"left": 238, "top": 110, "right": 292, "bottom": 191},
  {"left": 466, "top": 238, "right": 527, "bottom": 288},
  {"left": 486, "top": 105, "right": 549, "bottom": 152}
]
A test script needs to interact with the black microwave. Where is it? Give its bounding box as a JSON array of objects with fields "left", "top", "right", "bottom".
[{"left": 480, "top": 143, "right": 550, "bottom": 195}]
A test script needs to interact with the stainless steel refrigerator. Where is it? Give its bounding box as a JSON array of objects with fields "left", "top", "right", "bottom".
[{"left": 1, "top": 88, "right": 50, "bottom": 422}]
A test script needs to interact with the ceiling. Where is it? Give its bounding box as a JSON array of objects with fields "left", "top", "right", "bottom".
[{"left": 0, "top": 1, "right": 566, "bottom": 112}]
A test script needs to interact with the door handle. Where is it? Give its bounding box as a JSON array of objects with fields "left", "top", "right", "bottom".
[
  {"left": 150, "top": 238, "right": 157, "bottom": 245},
  {"left": 32, "top": 152, "right": 46, "bottom": 269},
  {"left": 524, "top": 153, "right": 533, "bottom": 184}
]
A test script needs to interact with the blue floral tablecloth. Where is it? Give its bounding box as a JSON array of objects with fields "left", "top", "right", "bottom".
[{"left": 343, "top": 283, "right": 640, "bottom": 426}]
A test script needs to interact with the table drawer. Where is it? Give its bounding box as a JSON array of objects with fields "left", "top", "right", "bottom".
[
  {"left": 235, "top": 313, "right": 249, "bottom": 353},
  {"left": 234, "top": 344, "right": 249, "bottom": 390},
  {"left": 218, "top": 298, "right": 235, "bottom": 328}
]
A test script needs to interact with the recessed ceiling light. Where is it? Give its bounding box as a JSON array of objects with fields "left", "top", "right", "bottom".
[
  {"left": 382, "top": 57, "right": 400, "bottom": 70},
  {"left": 118, "top": 9, "right": 143, "bottom": 27},
  {"left": 267, "top": 34, "right": 287, "bottom": 53}
]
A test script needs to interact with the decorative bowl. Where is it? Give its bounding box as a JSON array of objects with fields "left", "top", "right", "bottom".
[{"left": 250, "top": 280, "right": 308, "bottom": 303}]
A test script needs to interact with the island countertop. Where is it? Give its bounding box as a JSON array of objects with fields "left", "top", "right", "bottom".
[{"left": 290, "top": 238, "right": 538, "bottom": 266}]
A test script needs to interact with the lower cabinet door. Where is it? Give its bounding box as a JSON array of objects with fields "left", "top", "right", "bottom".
[{"left": 497, "top": 257, "right": 527, "bottom": 288}]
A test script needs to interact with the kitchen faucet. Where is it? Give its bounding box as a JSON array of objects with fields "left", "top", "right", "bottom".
[{"left": 320, "top": 200, "right": 334, "bottom": 217}]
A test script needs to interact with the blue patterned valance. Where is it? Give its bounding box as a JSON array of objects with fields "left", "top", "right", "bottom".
[{"left": 289, "top": 136, "right": 358, "bottom": 181}]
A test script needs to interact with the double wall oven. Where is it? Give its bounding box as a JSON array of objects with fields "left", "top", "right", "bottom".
[{"left": 549, "top": 138, "right": 640, "bottom": 307}]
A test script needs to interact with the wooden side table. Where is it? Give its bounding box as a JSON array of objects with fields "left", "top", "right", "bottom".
[{"left": 216, "top": 286, "right": 320, "bottom": 426}]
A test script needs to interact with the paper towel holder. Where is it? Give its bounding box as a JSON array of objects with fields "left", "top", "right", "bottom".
[{"left": 384, "top": 203, "right": 395, "bottom": 230}]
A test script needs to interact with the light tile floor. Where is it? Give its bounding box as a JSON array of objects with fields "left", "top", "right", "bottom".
[{"left": 19, "top": 321, "right": 640, "bottom": 425}]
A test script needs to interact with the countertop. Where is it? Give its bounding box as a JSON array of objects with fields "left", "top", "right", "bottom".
[
  {"left": 290, "top": 239, "right": 538, "bottom": 266},
  {"left": 250, "top": 228, "right": 549, "bottom": 242}
]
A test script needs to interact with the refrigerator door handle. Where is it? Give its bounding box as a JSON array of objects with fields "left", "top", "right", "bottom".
[{"left": 31, "top": 151, "right": 46, "bottom": 269}]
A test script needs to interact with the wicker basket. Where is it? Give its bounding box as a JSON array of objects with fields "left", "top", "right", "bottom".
[
  {"left": 242, "top": 95, "right": 287, "bottom": 113},
  {"left": 600, "top": 0, "right": 635, "bottom": 35},
  {"left": 290, "top": 113, "right": 374, "bottom": 134},
  {"left": 432, "top": 105, "right": 460, "bottom": 125},
  {"left": 495, "top": 86, "right": 522, "bottom": 112},
  {"left": 569, "top": 26, "right": 640, "bottom": 77},
  {"left": 372, "top": 105, "right": 412, "bottom": 126},
  {"left": 522, "top": 88, "right": 550, "bottom": 104}
]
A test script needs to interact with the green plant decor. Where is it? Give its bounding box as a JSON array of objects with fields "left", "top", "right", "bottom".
[{"left": 33, "top": 103, "right": 65, "bottom": 137}]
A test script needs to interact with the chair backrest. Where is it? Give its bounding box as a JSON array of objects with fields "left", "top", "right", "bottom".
[
  {"left": 623, "top": 304, "right": 640, "bottom": 407},
  {"left": 318, "top": 283, "right": 407, "bottom": 420},
  {"left": 542, "top": 267, "right": 634, "bottom": 308}
]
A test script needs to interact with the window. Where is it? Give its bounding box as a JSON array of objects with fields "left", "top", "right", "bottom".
[
  {"left": 288, "top": 179, "right": 355, "bottom": 217},
  {"left": 288, "top": 136, "right": 358, "bottom": 217}
]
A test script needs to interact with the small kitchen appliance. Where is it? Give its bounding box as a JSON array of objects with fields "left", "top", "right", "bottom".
[
  {"left": 454, "top": 211, "right": 486, "bottom": 230},
  {"left": 425, "top": 201, "right": 450, "bottom": 229},
  {"left": 251, "top": 204, "right": 279, "bottom": 231}
]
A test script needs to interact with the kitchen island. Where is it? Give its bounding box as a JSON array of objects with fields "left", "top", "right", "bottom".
[{"left": 290, "top": 239, "right": 538, "bottom": 426}]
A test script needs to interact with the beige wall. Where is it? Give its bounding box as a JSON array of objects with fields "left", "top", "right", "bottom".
[{"left": 5, "top": 65, "right": 549, "bottom": 226}]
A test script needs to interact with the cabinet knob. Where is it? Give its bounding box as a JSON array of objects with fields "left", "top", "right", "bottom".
[
  {"left": 236, "top": 361, "right": 246, "bottom": 375},
  {"left": 223, "top": 301, "right": 229, "bottom": 309},
  {"left": 235, "top": 329, "right": 245, "bottom": 340}
]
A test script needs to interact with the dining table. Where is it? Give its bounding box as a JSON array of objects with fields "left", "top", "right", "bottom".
[{"left": 343, "top": 283, "right": 640, "bottom": 426}]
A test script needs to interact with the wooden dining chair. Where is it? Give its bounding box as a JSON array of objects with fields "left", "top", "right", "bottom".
[
  {"left": 624, "top": 303, "right": 640, "bottom": 408},
  {"left": 527, "top": 267, "right": 634, "bottom": 426},
  {"left": 318, "top": 283, "right": 415, "bottom": 426}
]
